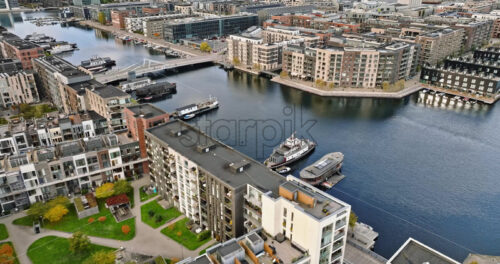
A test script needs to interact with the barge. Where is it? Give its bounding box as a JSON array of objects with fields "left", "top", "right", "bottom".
[{"left": 264, "top": 133, "right": 316, "bottom": 169}]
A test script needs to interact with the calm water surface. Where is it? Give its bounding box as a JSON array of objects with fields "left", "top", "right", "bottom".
[{"left": 2, "top": 11, "right": 500, "bottom": 261}]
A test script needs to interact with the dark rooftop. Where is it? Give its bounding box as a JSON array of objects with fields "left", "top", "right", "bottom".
[
  {"left": 4, "top": 38, "right": 40, "bottom": 50},
  {"left": 217, "top": 240, "right": 243, "bottom": 257},
  {"left": 389, "top": 238, "right": 459, "bottom": 264},
  {"left": 91, "top": 85, "right": 129, "bottom": 98},
  {"left": 68, "top": 79, "right": 103, "bottom": 95},
  {"left": 126, "top": 104, "right": 167, "bottom": 118},
  {"left": 146, "top": 120, "right": 285, "bottom": 194}
]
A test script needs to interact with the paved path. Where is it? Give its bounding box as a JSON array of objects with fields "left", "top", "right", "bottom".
[
  {"left": 0, "top": 177, "right": 214, "bottom": 264},
  {"left": 271, "top": 76, "right": 423, "bottom": 98}
]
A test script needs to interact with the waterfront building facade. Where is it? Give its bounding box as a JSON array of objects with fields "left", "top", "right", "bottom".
[
  {"left": 1, "top": 38, "right": 43, "bottom": 70},
  {"left": 85, "top": 85, "right": 131, "bottom": 133},
  {"left": 415, "top": 28, "right": 464, "bottom": 65}
]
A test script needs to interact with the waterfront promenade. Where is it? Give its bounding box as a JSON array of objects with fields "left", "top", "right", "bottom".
[
  {"left": 272, "top": 76, "right": 423, "bottom": 99},
  {"left": 79, "top": 20, "right": 206, "bottom": 58}
]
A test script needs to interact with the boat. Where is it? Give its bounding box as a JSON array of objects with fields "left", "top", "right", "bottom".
[
  {"left": 175, "top": 97, "right": 219, "bottom": 118},
  {"left": 264, "top": 133, "right": 316, "bottom": 169},
  {"left": 276, "top": 166, "right": 291, "bottom": 174},
  {"left": 135, "top": 81, "right": 177, "bottom": 102},
  {"left": 299, "top": 152, "right": 344, "bottom": 186},
  {"left": 80, "top": 56, "right": 116, "bottom": 73},
  {"left": 50, "top": 44, "right": 75, "bottom": 54},
  {"left": 183, "top": 114, "right": 196, "bottom": 120},
  {"left": 25, "top": 32, "right": 55, "bottom": 44}
]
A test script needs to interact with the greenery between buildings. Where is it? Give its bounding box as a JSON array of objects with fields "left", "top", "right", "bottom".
[
  {"left": 95, "top": 180, "right": 133, "bottom": 200},
  {"left": 10, "top": 104, "right": 57, "bottom": 120},
  {"left": 27, "top": 236, "right": 115, "bottom": 264},
  {"left": 141, "top": 200, "right": 181, "bottom": 228},
  {"left": 139, "top": 185, "right": 158, "bottom": 202},
  {"left": 160, "top": 218, "right": 211, "bottom": 250},
  {"left": 14, "top": 196, "right": 135, "bottom": 241},
  {"left": 0, "top": 224, "right": 9, "bottom": 240},
  {"left": 0, "top": 242, "right": 19, "bottom": 264},
  {"left": 349, "top": 211, "right": 358, "bottom": 229}
]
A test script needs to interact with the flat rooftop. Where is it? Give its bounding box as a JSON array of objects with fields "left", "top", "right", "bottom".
[
  {"left": 389, "top": 238, "right": 459, "bottom": 264},
  {"left": 126, "top": 104, "right": 167, "bottom": 118},
  {"left": 146, "top": 120, "right": 285, "bottom": 194},
  {"left": 92, "top": 85, "right": 129, "bottom": 99}
]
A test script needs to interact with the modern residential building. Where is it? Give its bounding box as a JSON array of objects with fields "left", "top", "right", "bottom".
[
  {"left": 123, "top": 104, "right": 169, "bottom": 174},
  {"left": 453, "top": 20, "right": 493, "bottom": 50},
  {"left": 163, "top": 14, "right": 259, "bottom": 43},
  {"left": 0, "top": 133, "right": 145, "bottom": 212},
  {"left": 262, "top": 26, "right": 320, "bottom": 46},
  {"left": 388, "top": 238, "right": 460, "bottom": 264},
  {"left": 415, "top": 28, "right": 464, "bottom": 65},
  {"left": 227, "top": 29, "right": 264, "bottom": 66},
  {"left": 1, "top": 37, "right": 43, "bottom": 70},
  {"left": 145, "top": 120, "right": 351, "bottom": 264},
  {"left": 0, "top": 0, "right": 19, "bottom": 10},
  {"left": 124, "top": 13, "right": 189, "bottom": 35},
  {"left": 174, "top": 3, "right": 194, "bottom": 15},
  {"left": 85, "top": 85, "right": 131, "bottom": 133},
  {"left": 32, "top": 56, "right": 92, "bottom": 113},
  {"left": 0, "top": 70, "right": 38, "bottom": 108},
  {"left": 86, "top": 2, "right": 151, "bottom": 23},
  {"left": 111, "top": 10, "right": 136, "bottom": 30}
]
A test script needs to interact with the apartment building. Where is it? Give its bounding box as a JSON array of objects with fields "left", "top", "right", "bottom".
[
  {"left": 0, "top": 133, "right": 145, "bottom": 212},
  {"left": 174, "top": 3, "right": 194, "bottom": 15},
  {"left": 262, "top": 26, "right": 320, "bottom": 46},
  {"left": 111, "top": 9, "right": 136, "bottom": 29},
  {"left": 453, "top": 20, "right": 492, "bottom": 50},
  {"left": 145, "top": 120, "right": 351, "bottom": 264},
  {"left": 163, "top": 14, "right": 258, "bottom": 43},
  {"left": 283, "top": 42, "right": 419, "bottom": 88},
  {"left": 123, "top": 104, "right": 169, "bottom": 174},
  {"left": 32, "top": 56, "right": 92, "bottom": 113},
  {"left": 227, "top": 34, "right": 263, "bottom": 66},
  {"left": 1, "top": 38, "right": 43, "bottom": 70},
  {"left": 87, "top": 2, "right": 150, "bottom": 23},
  {"left": 0, "top": 59, "right": 39, "bottom": 108},
  {"left": 415, "top": 28, "right": 464, "bottom": 65},
  {"left": 124, "top": 13, "right": 188, "bottom": 35},
  {"left": 86, "top": 85, "right": 131, "bottom": 133}
]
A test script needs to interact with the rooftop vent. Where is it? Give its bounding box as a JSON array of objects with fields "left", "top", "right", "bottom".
[
  {"left": 196, "top": 142, "right": 216, "bottom": 153},
  {"left": 169, "top": 127, "right": 188, "bottom": 137},
  {"left": 228, "top": 160, "right": 250, "bottom": 173}
]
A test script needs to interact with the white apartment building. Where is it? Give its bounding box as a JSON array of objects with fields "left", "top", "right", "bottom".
[
  {"left": 246, "top": 176, "right": 350, "bottom": 264},
  {"left": 262, "top": 26, "right": 320, "bottom": 46},
  {"left": 0, "top": 71, "right": 38, "bottom": 108}
]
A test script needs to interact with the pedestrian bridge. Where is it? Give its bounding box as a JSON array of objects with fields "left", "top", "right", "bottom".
[{"left": 94, "top": 55, "right": 220, "bottom": 83}]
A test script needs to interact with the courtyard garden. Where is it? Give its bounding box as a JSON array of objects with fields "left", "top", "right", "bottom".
[
  {"left": 140, "top": 185, "right": 158, "bottom": 202},
  {"left": 27, "top": 235, "right": 115, "bottom": 264},
  {"left": 0, "top": 242, "right": 19, "bottom": 264},
  {"left": 140, "top": 200, "right": 181, "bottom": 228},
  {"left": 160, "top": 218, "right": 211, "bottom": 250}
]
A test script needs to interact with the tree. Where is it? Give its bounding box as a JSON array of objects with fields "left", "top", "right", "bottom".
[
  {"left": 96, "top": 183, "right": 115, "bottom": 199},
  {"left": 122, "top": 225, "right": 131, "bottom": 235},
  {"left": 315, "top": 79, "right": 326, "bottom": 88},
  {"left": 98, "top": 12, "right": 107, "bottom": 25},
  {"left": 68, "top": 232, "right": 90, "bottom": 254},
  {"left": 44, "top": 204, "right": 69, "bottom": 223},
  {"left": 113, "top": 180, "right": 132, "bottom": 195},
  {"left": 232, "top": 57, "right": 240, "bottom": 65},
  {"left": 252, "top": 63, "right": 261, "bottom": 71},
  {"left": 200, "top": 42, "right": 212, "bottom": 53},
  {"left": 280, "top": 71, "right": 288, "bottom": 78},
  {"left": 328, "top": 82, "right": 335, "bottom": 90},
  {"left": 349, "top": 211, "right": 358, "bottom": 229},
  {"left": 87, "top": 250, "right": 116, "bottom": 264},
  {"left": 27, "top": 202, "right": 48, "bottom": 221},
  {"left": 47, "top": 196, "right": 70, "bottom": 209},
  {"left": 382, "top": 81, "right": 390, "bottom": 91}
]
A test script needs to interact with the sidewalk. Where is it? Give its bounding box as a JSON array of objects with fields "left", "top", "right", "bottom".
[
  {"left": 272, "top": 76, "right": 423, "bottom": 99},
  {"left": 0, "top": 177, "right": 214, "bottom": 263}
]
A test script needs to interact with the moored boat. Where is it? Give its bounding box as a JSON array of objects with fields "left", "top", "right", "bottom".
[
  {"left": 300, "top": 152, "right": 344, "bottom": 186},
  {"left": 264, "top": 133, "right": 316, "bottom": 169}
]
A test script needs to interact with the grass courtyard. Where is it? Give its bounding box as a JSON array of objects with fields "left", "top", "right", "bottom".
[
  {"left": 141, "top": 200, "right": 181, "bottom": 228},
  {"left": 27, "top": 236, "right": 115, "bottom": 264},
  {"left": 13, "top": 197, "right": 135, "bottom": 241},
  {"left": 160, "top": 218, "right": 211, "bottom": 250},
  {"left": 139, "top": 185, "right": 158, "bottom": 202},
  {"left": 0, "top": 224, "right": 9, "bottom": 240}
]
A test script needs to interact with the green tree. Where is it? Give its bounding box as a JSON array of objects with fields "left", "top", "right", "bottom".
[
  {"left": 382, "top": 81, "right": 390, "bottom": 91},
  {"left": 86, "top": 250, "right": 116, "bottom": 264},
  {"left": 47, "top": 196, "right": 70, "bottom": 209},
  {"left": 113, "top": 179, "right": 132, "bottom": 195},
  {"left": 349, "top": 211, "right": 358, "bottom": 229},
  {"left": 68, "top": 232, "right": 90, "bottom": 254},
  {"left": 328, "top": 82, "right": 335, "bottom": 90},
  {"left": 232, "top": 57, "right": 240, "bottom": 65},
  {"left": 252, "top": 63, "right": 261, "bottom": 71},
  {"left": 199, "top": 42, "right": 212, "bottom": 52},
  {"left": 44, "top": 204, "right": 69, "bottom": 223},
  {"left": 98, "top": 12, "right": 107, "bottom": 25},
  {"left": 27, "top": 202, "right": 47, "bottom": 221}
]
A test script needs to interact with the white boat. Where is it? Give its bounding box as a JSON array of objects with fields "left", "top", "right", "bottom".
[
  {"left": 50, "top": 44, "right": 74, "bottom": 54},
  {"left": 276, "top": 166, "right": 291, "bottom": 174},
  {"left": 183, "top": 114, "right": 196, "bottom": 120}
]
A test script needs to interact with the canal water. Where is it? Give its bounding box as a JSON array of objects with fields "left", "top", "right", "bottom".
[{"left": 2, "top": 11, "right": 500, "bottom": 261}]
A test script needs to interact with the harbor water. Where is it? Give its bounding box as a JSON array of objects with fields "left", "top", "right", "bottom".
[{"left": 2, "top": 11, "right": 500, "bottom": 261}]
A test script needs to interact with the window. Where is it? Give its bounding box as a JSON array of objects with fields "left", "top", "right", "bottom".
[
  {"left": 75, "top": 159, "right": 86, "bottom": 167},
  {"left": 283, "top": 208, "right": 287, "bottom": 217},
  {"left": 110, "top": 151, "right": 120, "bottom": 159}
]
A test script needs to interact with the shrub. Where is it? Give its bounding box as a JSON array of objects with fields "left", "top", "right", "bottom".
[
  {"left": 88, "top": 217, "right": 95, "bottom": 224},
  {"left": 197, "top": 230, "right": 211, "bottom": 241},
  {"left": 98, "top": 216, "right": 107, "bottom": 222},
  {"left": 176, "top": 231, "right": 182, "bottom": 237},
  {"left": 68, "top": 232, "right": 90, "bottom": 254},
  {"left": 122, "top": 225, "right": 131, "bottom": 235},
  {"left": 89, "top": 250, "right": 115, "bottom": 264},
  {"left": 0, "top": 243, "right": 14, "bottom": 264},
  {"left": 155, "top": 215, "right": 163, "bottom": 223},
  {"left": 148, "top": 210, "right": 155, "bottom": 218},
  {"left": 96, "top": 183, "right": 115, "bottom": 199},
  {"left": 44, "top": 205, "right": 69, "bottom": 223},
  {"left": 113, "top": 180, "right": 132, "bottom": 195}
]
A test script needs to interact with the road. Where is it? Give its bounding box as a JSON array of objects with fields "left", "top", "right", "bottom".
[{"left": 0, "top": 177, "right": 214, "bottom": 264}]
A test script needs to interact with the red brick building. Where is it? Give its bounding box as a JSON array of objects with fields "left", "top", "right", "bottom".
[
  {"left": 111, "top": 10, "right": 136, "bottom": 29},
  {"left": 124, "top": 104, "right": 169, "bottom": 174},
  {"left": 2, "top": 39, "right": 43, "bottom": 70}
]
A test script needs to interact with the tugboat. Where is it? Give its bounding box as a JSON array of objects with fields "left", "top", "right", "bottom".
[
  {"left": 300, "top": 152, "right": 344, "bottom": 187},
  {"left": 264, "top": 133, "right": 316, "bottom": 169},
  {"left": 80, "top": 56, "right": 116, "bottom": 73}
]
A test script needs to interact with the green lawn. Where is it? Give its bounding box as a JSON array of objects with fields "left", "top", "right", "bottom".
[
  {"left": 127, "top": 189, "right": 135, "bottom": 208},
  {"left": 14, "top": 198, "right": 135, "bottom": 241},
  {"left": 0, "top": 224, "right": 8, "bottom": 240},
  {"left": 141, "top": 200, "right": 181, "bottom": 228},
  {"left": 0, "top": 241, "right": 19, "bottom": 264},
  {"left": 140, "top": 185, "right": 158, "bottom": 202},
  {"left": 27, "top": 236, "right": 115, "bottom": 264},
  {"left": 160, "top": 218, "right": 211, "bottom": 250}
]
